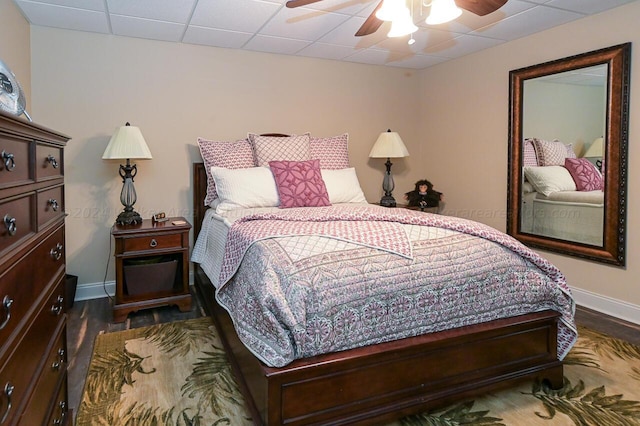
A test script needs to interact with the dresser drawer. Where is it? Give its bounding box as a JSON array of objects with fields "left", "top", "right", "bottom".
[
  {"left": 123, "top": 233, "right": 183, "bottom": 253},
  {"left": 44, "top": 375, "right": 68, "bottom": 426},
  {"left": 0, "top": 194, "right": 35, "bottom": 258},
  {"left": 36, "top": 144, "right": 63, "bottom": 181},
  {"left": 37, "top": 185, "right": 65, "bottom": 230},
  {"left": 0, "top": 277, "right": 65, "bottom": 425},
  {"left": 0, "top": 136, "right": 32, "bottom": 188},
  {"left": 0, "top": 226, "right": 64, "bottom": 347},
  {"left": 17, "top": 321, "right": 66, "bottom": 426}
]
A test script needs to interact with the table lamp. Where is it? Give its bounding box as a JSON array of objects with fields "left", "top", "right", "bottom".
[
  {"left": 102, "top": 122, "right": 152, "bottom": 225},
  {"left": 369, "top": 129, "right": 409, "bottom": 207}
]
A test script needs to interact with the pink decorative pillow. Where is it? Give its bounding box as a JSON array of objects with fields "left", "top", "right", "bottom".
[
  {"left": 198, "top": 138, "right": 256, "bottom": 206},
  {"left": 564, "top": 158, "right": 603, "bottom": 191},
  {"left": 310, "top": 133, "right": 350, "bottom": 169},
  {"left": 249, "top": 133, "right": 311, "bottom": 167},
  {"left": 533, "top": 138, "right": 570, "bottom": 166},
  {"left": 269, "top": 159, "right": 331, "bottom": 208}
]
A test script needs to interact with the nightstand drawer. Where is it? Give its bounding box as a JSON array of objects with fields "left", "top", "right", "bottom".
[{"left": 123, "top": 233, "right": 183, "bottom": 253}]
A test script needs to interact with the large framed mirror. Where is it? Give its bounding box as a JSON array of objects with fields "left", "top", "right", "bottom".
[{"left": 508, "top": 43, "right": 631, "bottom": 266}]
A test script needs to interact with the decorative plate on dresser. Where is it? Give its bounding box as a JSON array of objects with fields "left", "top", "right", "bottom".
[{"left": 0, "top": 110, "right": 70, "bottom": 425}]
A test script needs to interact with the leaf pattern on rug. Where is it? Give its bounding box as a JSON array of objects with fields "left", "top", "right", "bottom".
[
  {"left": 399, "top": 400, "right": 505, "bottom": 425},
  {"left": 143, "top": 317, "right": 218, "bottom": 358},
  {"left": 181, "top": 346, "right": 245, "bottom": 417},
  {"left": 527, "top": 378, "right": 640, "bottom": 425}
]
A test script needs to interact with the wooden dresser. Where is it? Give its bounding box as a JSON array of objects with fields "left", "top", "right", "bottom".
[{"left": 0, "top": 111, "right": 70, "bottom": 425}]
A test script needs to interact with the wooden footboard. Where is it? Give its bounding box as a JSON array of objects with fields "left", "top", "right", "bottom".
[
  {"left": 191, "top": 162, "right": 564, "bottom": 425},
  {"left": 195, "top": 265, "right": 563, "bottom": 425}
]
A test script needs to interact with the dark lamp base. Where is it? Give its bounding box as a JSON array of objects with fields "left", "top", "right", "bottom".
[
  {"left": 379, "top": 195, "right": 397, "bottom": 207},
  {"left": 116, "top": 210, "right": 143, "bottom": 226}
]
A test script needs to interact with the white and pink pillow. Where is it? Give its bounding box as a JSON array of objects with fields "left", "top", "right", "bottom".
[
  {"left": 564, "top": 158, "right": 603, "bottom": 191},
  {"left": 269, "top": 159, "right": 331, "bottom": 208},
  {"left": 249, "top": 133, "right": 311, "bottom": 167},
  {"left": 310, "top": 133, "right": 350, "bottom": 169},
  {"left": 523, "top": 138, "right": 538, "bottom": 167},
  {"left": 533, "top": 138, "right": 574, "bottom": 166},
  {"left": 197, "top": 138, "right": 255, "bottom": 206}
]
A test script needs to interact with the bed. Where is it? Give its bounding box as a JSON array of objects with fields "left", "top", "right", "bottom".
[{"left": 191, "top": 133, "right": 576, "bottom": 425}]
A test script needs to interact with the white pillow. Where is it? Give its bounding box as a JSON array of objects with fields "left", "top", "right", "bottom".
[
  {"left": 523, "top": 166, "right": 576, "bottom": 196},
  {"left": 210, "top": 166, "right": 279, "bottom": 213},
  {"left": 321, "top": 168, "right": 368, "bottom": 204}
]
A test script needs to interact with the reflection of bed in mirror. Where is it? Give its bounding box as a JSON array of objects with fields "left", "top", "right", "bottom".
[
  {"left": 520, "top": 137, "right": 604, "bottom": 246},
  {"left": 521, "top": 184, "right": 603, "bottom": 246}
]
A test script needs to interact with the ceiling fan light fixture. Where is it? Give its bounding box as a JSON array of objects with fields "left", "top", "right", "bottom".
[
  {"left": 375, "top": 0, "right": 407, "bottom": 21},
  {"left": 387, "top": 9, "right": 418, "bottom": 37},
  {"left": 426, "top": 0, "right": 462, "bottom": 25}
]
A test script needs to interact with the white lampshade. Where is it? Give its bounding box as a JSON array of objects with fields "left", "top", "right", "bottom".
[
  {"left": 369, "top": 129, "right": 410, "bottom": 158},
  {"left": 102, "top": 122, "right": 153, "bottom": 160},
  {"left": 387, "top": 9, "right": 418, "bottom": 37},
  {"left": 584, "top": 137, "right": 604, "bottom": 157},
  {"left": 375, "top": 0, "right": 406, "bottom": 21},
  {"left": 426, "top": 0, "right": 462, "bottom": 25}
]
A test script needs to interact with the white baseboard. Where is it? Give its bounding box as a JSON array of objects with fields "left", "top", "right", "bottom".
[
  {"left": 73, "top": 279, "right": 640, "bottom": 326},
  {"left": 570, "top": 286, "right": 640, "bottom": 325}
]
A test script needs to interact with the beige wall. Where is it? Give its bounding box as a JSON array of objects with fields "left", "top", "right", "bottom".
[
  {"left": 0, "top": 0, "right": 30, "bottom": 105},
  {"left": 24, "top": 1, "right": 640, "bottom": 322},
  {"left": 417, "top": 1, "right": 640, "bottom": 320},
  {"left": 29, "top": 27, "right": 421, "bottom": 289}
]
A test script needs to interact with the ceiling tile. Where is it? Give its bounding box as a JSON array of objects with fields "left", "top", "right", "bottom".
[
  {"left": 183, "top": 26, "right": 254, "bottom": 49},
  {"left": 15, "top": 0, "right": 109, "bottom": 33},
  {"left": 297, "top": 42, "right": 358, "bottom": 60},
  {"left": 190, "top": 0, "right": 282, "bottom": 33},
  {"left": 425, "top": 34, "right": 505, "bottom": 58},
  {"left": 244, "top": 34, "right": 311, "bottom": 55},
  {"left": 107, "top": 0, "right": 197, "bottom": 24},
  {"left": 260, "top": 6, "right": 350, "bottom": 40},
  {"left": 110, "top": 15, "right": 185, "bottom": 42}
]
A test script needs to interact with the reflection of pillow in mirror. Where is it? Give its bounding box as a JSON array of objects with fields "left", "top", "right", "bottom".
[
  {"left": 523, "top": 166, "right": 577, "bottom": 196},
  {"left": 565, "top": 143, "right": 577, "bottom": 159},
  {"left": 523, "top": 138, "right": 538, "bottom": 167},
  {"left": 564, "top": 158, "right": 603, "bottom": 191},
  {"left": 533, "top": 139, "right": 570, "bottom": 166}
]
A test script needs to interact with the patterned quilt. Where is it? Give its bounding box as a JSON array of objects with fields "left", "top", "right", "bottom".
[{"left": 214, "top": 205, "right": 577, "bottom": 368}]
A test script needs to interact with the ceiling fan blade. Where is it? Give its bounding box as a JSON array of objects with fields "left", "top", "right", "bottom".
[
  {"left": 456, "top": 0, "right": 508, "bottom": 16},
  {"left": 355, "top": 1, "right": 383, "bottom": 36},
  {"left": 286, "top": 0, "right": 324, "bottom": 8}
]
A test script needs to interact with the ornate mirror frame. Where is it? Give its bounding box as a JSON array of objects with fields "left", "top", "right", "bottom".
[{"left": 508, "top": 43, "right": 631, "bottom": 266}]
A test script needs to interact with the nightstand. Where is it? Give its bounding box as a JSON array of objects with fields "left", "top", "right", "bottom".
[
  {"left": 111, "top": 217, "right": 192, "bottom": 322},
  {"left": 400, "top": 204, "right": 439, "bottom": 214}
]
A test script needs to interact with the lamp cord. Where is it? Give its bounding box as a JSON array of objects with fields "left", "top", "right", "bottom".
[{"left": 103, "top": 232, "right": 114, "bottom": 303}]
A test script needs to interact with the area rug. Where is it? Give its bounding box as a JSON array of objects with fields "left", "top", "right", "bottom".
[{"left": 76, "top": 317, "right": 640, "bottom": 425}]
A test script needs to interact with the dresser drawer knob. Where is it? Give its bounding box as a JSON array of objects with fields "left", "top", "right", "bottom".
[
  {"left": 1, "top": 151, "right": 15, "bottom": 172},
  {"left": 0, "top": 296, "right": 13, "bottom": 330},
  {"left": 150, "top": 239, "right": 158, "bottom": 248},
  {"left": 2, "top": 215, "right": 16, "bottom": 237},
  {"left": 1, "top": 382, "right": 14, "bottom": 424},
  {"left": 50, "top": 242, "right": 64, "bottom": 260},
  {"left": 50, "top": 295, "right": 64, "bottom": 316},
  {"left": 47, "top": 199, "right": 59, "bottom": 211},
  {"left": 52, "top": 401, "right": 67, "bottom": 426},
  {"left": 52, "top": 347, "right": 66, "bottom": 370},
  {"left": 46, "top": 154, "right": 59, "bottom": 169}
]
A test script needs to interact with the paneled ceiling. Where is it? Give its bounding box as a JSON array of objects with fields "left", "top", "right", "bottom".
[{"left": 12, "top": 0, "right": 638, "bottom": 69}]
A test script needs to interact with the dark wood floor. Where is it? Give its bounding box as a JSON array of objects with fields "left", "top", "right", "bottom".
[{"left": 66, "top": 288, "right": 640, "bottom": 424}]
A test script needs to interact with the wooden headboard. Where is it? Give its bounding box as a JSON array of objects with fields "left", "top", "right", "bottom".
[{"left": 193, "top": 162, "right": 208, "bottom": 239}]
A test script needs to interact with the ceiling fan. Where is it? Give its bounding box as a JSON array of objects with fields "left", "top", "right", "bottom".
[{"left": 286, "top": 0, "right": 508, "bottom": 37}]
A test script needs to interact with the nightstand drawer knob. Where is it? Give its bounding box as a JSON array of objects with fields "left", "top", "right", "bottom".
[
  {"left": 150, "top": 239, "right": 158, "bottom": 248},
  {"left": 0, "top": 295, "right": 13, "bottom": 330}
]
